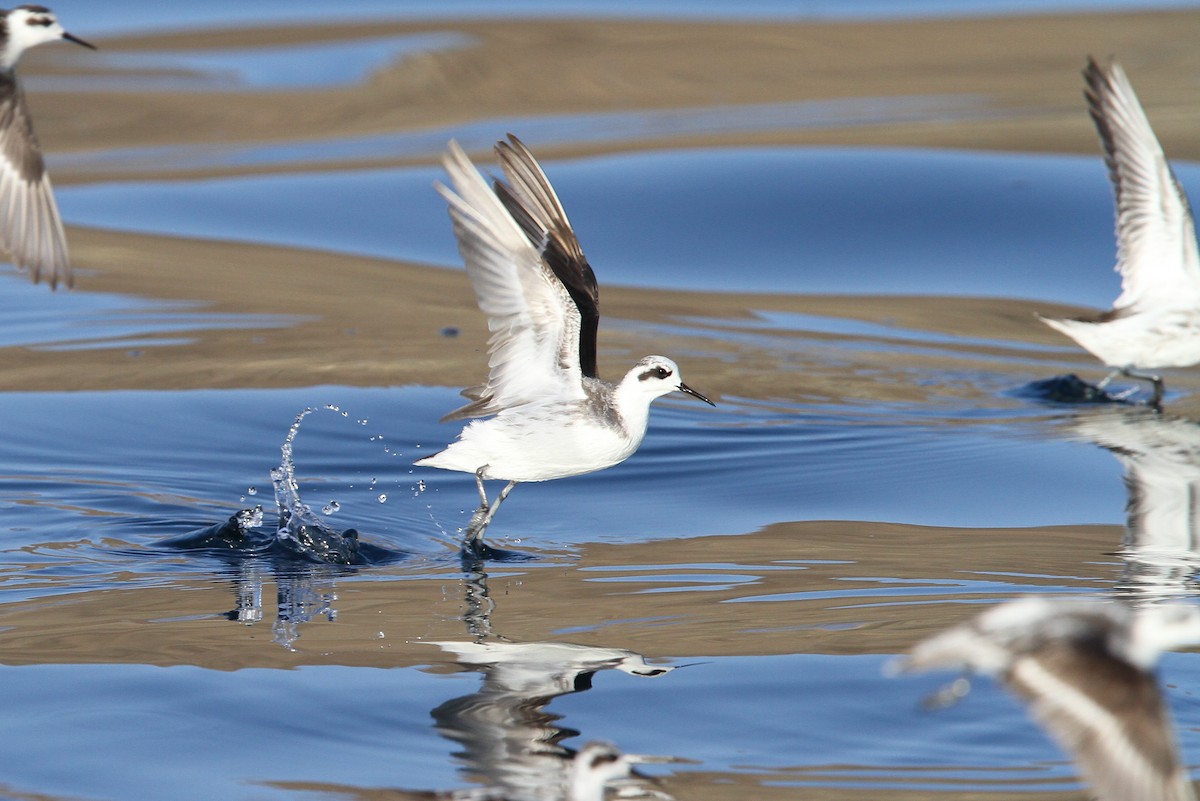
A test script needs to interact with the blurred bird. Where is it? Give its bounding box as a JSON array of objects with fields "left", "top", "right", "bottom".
[
  {"left": 890, "top": 596, "right": 1200, "bottom": 801},
  {"left": 0, "top": 5, "right": 94, "bottom": 289},
  {"left": 417, "top": 136, "right": 714, "bottom": 548},
  {"left": 1040, "top": 57, "right": 1200, "bottom": 407}
]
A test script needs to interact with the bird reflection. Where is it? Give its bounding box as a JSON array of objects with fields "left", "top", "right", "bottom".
[
  {"left": 412, "top": 554, "right": 681, "bottom": 800},
  {"left": 265, "top": 739, "right": 669, "bottom": 801},
  {"left": 891, "top": 596, "right": 1200, "bottom": 801},
  {"left": 426, "top": 637, "right": 676, "bottom": 801},
  {"left": 1069, "top": 407, "right": 1200, "bottom": 601}
]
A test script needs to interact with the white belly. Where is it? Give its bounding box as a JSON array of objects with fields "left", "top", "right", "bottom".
[
  {"left": 417, "top": 402, "right": 644, "bottom": 483},
  {"left": 1043, "top": 308, "right": 1200, "bottom": 370}
]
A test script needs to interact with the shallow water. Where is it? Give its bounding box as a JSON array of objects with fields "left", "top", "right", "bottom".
[
  {"left": 5, "top": 6, "right": 1200, "bottom": 801},
  {"left": 58, "top": 147, "right": 1132, "bottom": 306}
]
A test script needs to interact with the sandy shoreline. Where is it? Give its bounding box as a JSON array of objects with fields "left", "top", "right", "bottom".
[
  {"left": 30, "top": 9, "right": 1200, "bottom": 169},
  {"left": 7, "top": 225, "right": 1096, "bottom": 408}
]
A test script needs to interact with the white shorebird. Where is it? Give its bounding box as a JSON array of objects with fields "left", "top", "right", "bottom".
[
  {"left": 0, "top": 5, "right": 93, "bottom": 289},
  {"left": 416, "top": 136, "right": 714, "bottom": 547},
  {"left": 1040, "top": 57, "right": 1200, "bottom": 407},
  {"left": 891, "top": 597, "right": 1200, "bottom": 801}
]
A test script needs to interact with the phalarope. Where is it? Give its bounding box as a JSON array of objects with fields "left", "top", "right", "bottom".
[
  {"left": 891, "top": 596, "right": 1200, "bottom": 801},
  {"left": 416, "top": 136, "right": 714, "bottom": 547},
  {"left": 0, "top": 5, "right": 94, "bottom": 289},
  {"left": 1040, "top": 58, "right": 1200, "bottom": 407}
]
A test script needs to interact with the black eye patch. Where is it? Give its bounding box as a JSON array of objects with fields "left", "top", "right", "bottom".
[
  {"left": 638, "top": 366, "right": 672, "bottom": 381},
  {"left": 26, "top": 16, "right": 52, "bottom": 27}
]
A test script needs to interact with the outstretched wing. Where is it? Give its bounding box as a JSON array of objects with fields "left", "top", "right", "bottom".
[
  {"left": 0, "top": 72, "right": 70, "bottom": 289},
  {"left": 1009, "top": 645, "right": 1195, "bottom": 801},
  {"left": 1084, "top": 57, "right": 1200, "bottom": 313},
  {"left": 437, "top": 139, "right": 585, "bottom": 421},
  {"left": 493, "top": 134, "right": 600, "bottom": 379}
]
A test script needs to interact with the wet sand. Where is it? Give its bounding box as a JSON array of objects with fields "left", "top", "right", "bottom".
[
  {"left": 0, "top": 519, "right": 1120, "bottom": 669},
  {"left": 31, "top": 9, "right": 1200, "bottom": 166},
  {"left": 30, "top": 227, "right": 1096, "bottom": 405}
]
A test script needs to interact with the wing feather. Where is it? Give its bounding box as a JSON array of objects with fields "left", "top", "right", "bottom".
[
  {"left": 1010, "top": 647, "right": 1195, "bottom": 801},
  {"left": 436, "top": 140, "right": 583, "bottom": 421},
  {"left": 1084, "top": 57, "right": 1200, "bottom": 313},
  {"left": 0, "top": 72, "right": 69, "bottom": 288},
  {"left": 494, "top": 134, "right": 600, "bottom": 379}
]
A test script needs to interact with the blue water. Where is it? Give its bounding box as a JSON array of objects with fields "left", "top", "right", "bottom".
[
  {"left": 5, "top": 6, "right": 1200, "bottom": 801},
  {"left": 58, "top": 147, "right": 1132, "bottom": 308},
  {"left": 51, "top": 96, "right": 996, "bottom": 170}
]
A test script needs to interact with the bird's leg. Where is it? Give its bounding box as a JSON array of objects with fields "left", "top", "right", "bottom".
[
  {"left": 1096, "top": 368, "right": 1122, "bottom": 390},
  {"left": 464, "top": 463, "right": 520, "bottom": 545},
  {"left": 474, "top": 467, "right": 489, "bottom": 510},
  {"left": 465, "top": 467, "right": 492, "bottom": 543},
  {"left": 1123, "top": 368, "right": 1164, "bottom": 410},
  {"left": 492, "top": 480, "right": 517, "bottom": 514},
  {"left": 464, "top": 479, "right": 518, "bottom": 545}
]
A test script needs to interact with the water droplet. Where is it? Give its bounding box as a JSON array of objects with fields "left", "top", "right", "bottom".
[
  {"left": 416, "top": 480, "right": 426, "bottom": 493},
  {"left": 247, "top": 486, "right": 258, "bottom": 496},
  {"left": 322, "top": 501, "right": 341, "bottom": 515},
  {"left": 378, "top": 493, "right": 388, "bottom": 503}
]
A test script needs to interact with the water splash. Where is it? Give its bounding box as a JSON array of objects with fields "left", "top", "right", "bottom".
[
  {"left": 270, "top": 406, "right": 361, "bottom": 564},
  {"left": 234, "top": 505, "right": 264, "bottom": 530},
  {"left": 261, "top": 402, "right": 444, "bottom": 557},
  {"left": 270, "top": 406, "right": 314, "bottom": 534}
]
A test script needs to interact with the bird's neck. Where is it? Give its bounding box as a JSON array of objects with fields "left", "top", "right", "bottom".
[
  {"left": 1, "top": 30, "right": 39, "bottom": 70},
  {"left": 609, "top": 378, "right": 655, "bottom": 440}
]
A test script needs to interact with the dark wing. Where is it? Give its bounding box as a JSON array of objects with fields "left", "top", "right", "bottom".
[
  {"left": 1008, "top": 642, "right": 1196, "bottom": 801},
  {"left": 0, "top": 71, "right": 70, "bottom": 288},
  {"left": 493, "top": 134, "right": 600, "bottom": 379}
]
